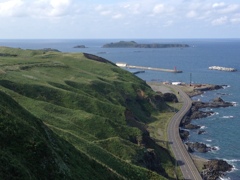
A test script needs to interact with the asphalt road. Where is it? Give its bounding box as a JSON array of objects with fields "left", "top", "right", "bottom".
[{"left": 167, "top": 85, "right": 202, "bottom": 180}]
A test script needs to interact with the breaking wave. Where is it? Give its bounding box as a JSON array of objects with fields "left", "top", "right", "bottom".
[
  {"left": 206, "top": 139, "right": 212, "bottom": 142},
  {"left": 222, "top": 116, "right": 234, "bottom": 119},
  {"left": 223, "top": 85, "right": 231, "bottom": 89}
]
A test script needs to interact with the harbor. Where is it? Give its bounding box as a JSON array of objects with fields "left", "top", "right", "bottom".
[{"left": 116, "top": 62, "right": 182, "bottom": 73}]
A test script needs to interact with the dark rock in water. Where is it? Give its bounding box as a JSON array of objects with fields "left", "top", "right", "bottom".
[
  {"left": 202, "top": 159, "right": 233, "bottom": 180},
  {"left": 186, "top": 98, "right": 233, "bottom": 121},
  {"left": 198, "top": 130, "right": 206, "bottom": 135},
  {"left": 163, "top": 93, "right": 178, "bottom": 102},
  {"left": 185, "top": 142, "right": 210, "bottom": 153},
  {"left": 190, "top": 110, "right": 214, "bottom": 120},
  {"left": 184, "top": 124, "right": 201, "bottom": 129},
  {"left": 211, "top": 146, "right": 218, "bottom": 151},
  {"left": 74, "top": 45, "right": 87, "bottom": 48},
  {"left": 186, "top": 142, "right": 219, "bottom": 153},
  {"left": 192, "top": 98, "right": 233, "bottom": 110},
  {"left": 213, "top": 97, "right": 224, "bottom": 103}
]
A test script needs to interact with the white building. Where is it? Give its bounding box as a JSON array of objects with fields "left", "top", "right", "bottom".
[
  {"left": 172, "top": 82, "right": 182, "bottom": 85},
  {"left": 116, "top": 62, "right": 128, "bottom": 67}
]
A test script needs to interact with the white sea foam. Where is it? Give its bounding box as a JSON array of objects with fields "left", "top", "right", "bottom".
[
  {"left": 225, "top": 159, "right": 240, "bottom": 163},
  {"left": 200, "top": 126, "right": 206, "bottom": 129},
  {"left": 223, "top": 85, "right": 231, "bottom": 89},
  {"left": 212, "top": 146, "right": 220, "bottom": 151},
  {"left": 223, "top": 159, "right": 239, "bottom": 172},
  {"left": 231, "top": 165, "right": 238, "bottom": 172},
  {"left": 231, "top": 102, "right": 238, "bottom": 106},
  {"left": 219, "top": 177, "right": 231, "bottom": 180},
  {"left": 213, "top": 112, "right": 219, "bottom": 115},
  {"left": 222, "top": 116, "right": 234, "bottom": 119}
]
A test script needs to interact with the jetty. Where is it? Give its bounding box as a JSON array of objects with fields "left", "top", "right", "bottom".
[
  {"left": 209, "top": 66, "right": 237, "bottom": 72},
  {"left": 116, "top": 62, "right": 182, "bottom": 73}
]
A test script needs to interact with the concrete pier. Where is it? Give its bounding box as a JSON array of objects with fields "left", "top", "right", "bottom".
[{"left": 116, "top": 62, "right": 182, "bottom": 73}]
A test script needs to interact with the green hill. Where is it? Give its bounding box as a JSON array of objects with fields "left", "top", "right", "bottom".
[{"left": 0, "top": 47, "right": 176, "bottom": 179}]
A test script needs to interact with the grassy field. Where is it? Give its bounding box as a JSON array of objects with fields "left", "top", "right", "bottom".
[{"left": 0, "top": 47, "right": 179, "bottom": 179}]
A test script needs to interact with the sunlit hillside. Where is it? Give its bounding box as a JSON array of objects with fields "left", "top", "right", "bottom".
[{"left": 0, "top": 47, "right": 175, "bottom": 179}]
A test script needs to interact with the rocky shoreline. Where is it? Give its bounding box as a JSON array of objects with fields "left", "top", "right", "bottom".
[{"left": 179, "top": 84, "right": 234, "bottom": 179}]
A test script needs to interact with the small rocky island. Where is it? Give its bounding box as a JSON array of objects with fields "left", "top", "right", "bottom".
[
  {"left": 102, "top": 41, "right": 189, "bottom": 48},
  {"left": 73, "top": 45, "right": 87, "bottom": 48}
]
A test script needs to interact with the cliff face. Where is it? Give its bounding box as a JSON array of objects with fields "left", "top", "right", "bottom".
[{"left": 0, "top": 47, "right": 171, "bottom": 179}]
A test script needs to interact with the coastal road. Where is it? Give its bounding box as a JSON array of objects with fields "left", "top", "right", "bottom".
[{"left": 167, "top": 85, "right": 202, "bottom": 180}]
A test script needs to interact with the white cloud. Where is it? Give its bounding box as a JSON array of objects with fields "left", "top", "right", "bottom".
[
  {"left": 1, "top": 0, "right": 240, "bottom": 38},
  {"left": 153, "top": 4, "right": 165, "bottom": 14},
  {"left": 112, "top": 13, "right": 124, "bottom": 19},
  {"left": 212, "top": 2, "right": 225, "bottom": 8},
  {"left": 47, "top": 0, "right": 71, "bottom": 16},
  {"left": 230, "top": 13, "right": 240, "bottom": 24},
  {"left": 212, "top": 16, "right": 228, "bottom": 25},
  {"left": 100, "top": 10, "right": 112, "bottom": 16},
  {"left": 186, "top": 10, "right": 197, "bottom": 18},
  {"left": 95, "top": 5, "right": 103, "bottom": 11},
  {"left": 152, "top": 3, "right": 174, "bottom": 15},
  {"left": 0, "top": 0, "right": 25, "bottom": 17},
  {"left": 0, "top": 0, "right": 73, "bottom": 18},
  {"left": 122, "top": 3, "right": 141, "bottom": 14},
  {"left": 218, "top": 4, "right": 239, "bottom": 14},
  {"left": 231, "top": 18, "right": 240, "bottom": 24},
  {"left": 163, "top": 20, "right": 173, "bottom": 27}
]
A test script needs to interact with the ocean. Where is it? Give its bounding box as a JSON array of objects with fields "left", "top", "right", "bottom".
[{"left": 1, "top": 39, "right": 240, "bottom": 179}]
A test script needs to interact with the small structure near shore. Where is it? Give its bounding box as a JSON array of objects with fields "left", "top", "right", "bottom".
[{"left": 209, "top": 66, "right": 237, "bottom": 72}]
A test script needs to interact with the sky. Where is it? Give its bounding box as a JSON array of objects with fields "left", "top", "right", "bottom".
[{"left": 0, "top": 0, "right": 240, "bottom": 39}]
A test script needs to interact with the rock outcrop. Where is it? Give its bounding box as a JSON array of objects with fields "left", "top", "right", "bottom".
[
  {"left": 180, "top": 97, "right": 233, "bottom": 129},
  {"left": 202, "top": 159, "right": 233, "bottom": 180},
  {"left": 73, "top": 45, "right": 86, "bottom": 48},
  {"left": 186, "top": 142, "right": 212, "bottom": 153}
]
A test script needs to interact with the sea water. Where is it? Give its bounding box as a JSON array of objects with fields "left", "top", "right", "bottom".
[{"left": 1, "top": 39, "right": 240, "bottom": 179}]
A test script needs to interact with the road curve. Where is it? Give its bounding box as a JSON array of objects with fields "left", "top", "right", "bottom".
[{"left": 167, "top": 85, "right": 202, "bottom": 180}]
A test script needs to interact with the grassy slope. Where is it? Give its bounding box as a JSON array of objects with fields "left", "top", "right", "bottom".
[{"left": 0, "top": 47, "right": 175, "bottom": 179}]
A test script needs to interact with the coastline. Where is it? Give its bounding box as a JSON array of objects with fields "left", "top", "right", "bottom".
[{"left": 148, "top": 82, "right": 234, "bottom": 179}]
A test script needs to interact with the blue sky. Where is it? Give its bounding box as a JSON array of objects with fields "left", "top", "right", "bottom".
[{"left": 0, "top": 0, "right": 240, "bottom": 39}]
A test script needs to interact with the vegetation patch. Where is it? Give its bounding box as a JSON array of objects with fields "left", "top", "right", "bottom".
[{"left": 0, "top": 47, "right": 177, "bottom": 179}]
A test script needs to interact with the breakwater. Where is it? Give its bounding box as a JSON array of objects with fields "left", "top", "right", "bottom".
[
  {"left": 209, "top": 66, "right": 237, "bottom": 72},
  {"left": 116, "top": 62, "right": 182, "bottom": 73}
]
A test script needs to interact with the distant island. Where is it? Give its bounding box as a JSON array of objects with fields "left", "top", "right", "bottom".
[
  {"left": 102, "top": 41, "right": 189, "bottom": 48},
  {"left": 73, "top": 45, "right": 87, "bottom": 48}
]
